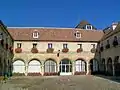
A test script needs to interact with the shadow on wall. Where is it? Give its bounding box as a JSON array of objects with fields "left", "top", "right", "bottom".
[{"left": 93, "top": 42, "right": 120, "bottom": 83}]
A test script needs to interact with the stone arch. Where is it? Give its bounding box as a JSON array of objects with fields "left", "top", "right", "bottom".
[
  {"left": 107, "top": 57, "right": 113, "bottom": 76},
  {"left": 28, "top": 58, "right": 41, "bottom": 73},
  {"left": 44, "top": 58, "right": 57, "bottom": 73},
  {"left": 114, "top": 56, "right": 120, "bottom": 76},
  {"left": 59, "top": 58, "right": 72, "bottom": 75},
  {"left": 13, "top": 59, "right": 25, "bottom": 73},
  {"left": 99, "top": 58, "right": 106, "bottom": 75},
  {"left": 74, "top": 58, "right": 87, "bottom": 73},
  {"left": 89, "top": 58, "right": 99, "bottom": 74}
]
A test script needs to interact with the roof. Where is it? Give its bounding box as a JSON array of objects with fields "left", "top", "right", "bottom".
[
  {"left": 8, "top": 27, "right": 104, "bottom": 42},
  {"left": 0, "top": 20, "right": 14, "bottom": 41},
  {"left": 100, "top": 23, "right": 120, "bottom": 41},
  {"left": 75, "top": 20, "right": 97, "bottom": 30}
]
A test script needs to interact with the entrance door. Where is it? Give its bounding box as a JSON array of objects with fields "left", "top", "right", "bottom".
[{"left": 59, "top": 59, "right": 72, "bottom": 75}]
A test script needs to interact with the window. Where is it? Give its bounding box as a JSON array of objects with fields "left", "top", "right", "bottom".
[
  {"left": 0, "top": 33, "right": 3, "bottom": 40},
  {"left": 76, "top": 31, "right": 81, "bottom": 38},
  {"left": 91, "top": 44, "right": 95, "bottom": 48},
  {"left": 63, "top": 44, "right": 68, "bottom": 48},
  {"left": 86, "top": 25, "right": 92, "bottom": 30},
  {"left": 48, "top": 43, "right": 52, "bottom": 48},
  {"left": 17, "top": 43, "right": 21, "bottom": 48},
  {"left": 32, "top": 30, "right": 39, "bottom": 38},
  {"left": 33, "top": 43, "right": 37, "bottom": 48},
  {"left": 78, "top": 44, "right": 82, "bottom": 48}
]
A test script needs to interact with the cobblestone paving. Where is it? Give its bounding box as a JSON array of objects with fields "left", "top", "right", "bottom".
[{"left": 0, "top": 75, "right": 120, "bottom": 90}]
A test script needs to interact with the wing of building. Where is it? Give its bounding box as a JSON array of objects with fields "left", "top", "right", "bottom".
[{"left": 7, "top": 20, "right": 105, "bottom": 76}]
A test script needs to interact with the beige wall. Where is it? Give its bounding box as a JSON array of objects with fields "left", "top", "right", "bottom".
[
  {"left": 100, "top": 31, "right": 120, "bottom": 62},
  {"left": 14, "top": 41, "right": 98, "bottom": 52}
]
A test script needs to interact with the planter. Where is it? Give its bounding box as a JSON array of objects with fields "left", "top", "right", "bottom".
[
  {"left": 15, "top": 47, "right": 22, "bottom": 53},
  {"left": 62, "top": 48, "right": 69, "bottom": 53},
  {"left": 77, "top": 48, "right": 83, "bottom": 53},
  {"left": 27, "top": 72, "right": 41, "bottom": 76},
  {"left": 113, "top": 41, "right": 118, "bottom": 47},
  {"left": 13, "top": 73, "right": 25, "bottom": 76},
  {"left": 9, "top": 46, "right": 13, "bottom": 53},
  {"left": 44, "top": 72, "right": 58, "bottom": 76},
  {"left": 74, "top": 71, "right": 86, "bottom": 75},
  {"left": 31, "top": 48, "right": 38, "bottom": 53},
  {"left": 46, "top": 48, "right": 54, "bottom": 53},
  {"left": 91, "top": 48, "right": 96, "bottom": 53}
]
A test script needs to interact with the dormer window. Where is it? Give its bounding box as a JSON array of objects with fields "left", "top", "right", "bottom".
[
  {"left": 86, "top": 25, "right": 92, "bottom": 30},
  {"left": 75, "top": 31, "right": 81, "bottom": 38},
  {"left": 32, "top": 30, "right": 39, "bottom": 38}
]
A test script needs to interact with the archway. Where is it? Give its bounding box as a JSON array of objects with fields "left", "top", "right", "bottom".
[
  {"left": 13, "top": 60, "right": 25, "bottom": 73},
  {"left": 114, "top": 56, "right": 120, "bottom": 76},
  {"left": 101, "top": 58, "right": 106, "bottom": 74},
  {"left": 107, "top": 58, "right": 113, "bottom": 76},
  {"left": 59, "top": 59, "right": 72, "bottom": 75},
  {"left": 74, "top": 59, "right": 87, "bottom": 75},
  {"left": 28, "top": 60, "right": 41, "bottom": 73},
  {"left": 44, "top": 59, "right": 57, "bottom": 73},
  {"left": 89, "top": 59, "right": 99, "bottom": 74}
]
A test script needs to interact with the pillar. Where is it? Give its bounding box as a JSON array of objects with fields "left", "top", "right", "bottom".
[
  {"left": 87, "top": 61, "right": 91, "bottom": 75},
  {"left": 25, "top": 62, "right": 28, "bottom": 76},
  {"left": 112, "top": 61, "right": 115, "bottom": 76},
  {"left": 72, "top": 61, "right": 75, "bottom": 75}
]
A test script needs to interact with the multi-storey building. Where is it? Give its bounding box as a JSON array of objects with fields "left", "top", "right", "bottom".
[
  {"left": 8, "top": 21, "right": 103, "bottom": 76},
  {"left": 99, "top": 22, "right": 120, "bottom": 76},
  {"left": 0, "top": 20, "right": 14, "bottom": 77}
]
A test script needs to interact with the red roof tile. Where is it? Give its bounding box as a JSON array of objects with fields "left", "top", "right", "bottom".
[{"left": 8, "top": 27, "right": 104, "bottom": 42}]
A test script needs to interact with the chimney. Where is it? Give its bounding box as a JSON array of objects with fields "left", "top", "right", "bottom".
[{"left": 112, "top": 22, "right": 118, "bottom": 30}]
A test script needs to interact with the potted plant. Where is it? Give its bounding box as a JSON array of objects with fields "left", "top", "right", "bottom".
[
  {"left": 46, "top": 48, "right": 54, "bottom": 53},
  {"left": 15, "top": 47, "right": 22, "bottom": 53},
  {"left": 91, "top": 48, "right": 96, "bottom": 53},
  {"left": 77, "top": 48, "right": 83, "bottom": 53},
  {"left": 31, "top": 47, "right": 38, "bottom": 53},
  {"left": 62, "top": 48, "right": 69, "bottom": 53}
]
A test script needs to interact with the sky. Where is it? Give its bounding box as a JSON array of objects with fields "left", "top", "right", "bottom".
[{"left": 0, "top": 0, "right": 120, "bottom": 29}]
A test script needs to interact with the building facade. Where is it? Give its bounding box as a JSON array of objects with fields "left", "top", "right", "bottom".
[
  {"left": 8, "top": 21, "right": 104, "bottom": 76},
  {"left": 99, "top": 22, "right": 120, "bottom": 76},
  {"left": 0, "top": 20, "right": 14, "bottom": 76}
]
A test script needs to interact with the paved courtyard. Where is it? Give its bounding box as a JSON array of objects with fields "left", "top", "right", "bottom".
[{"left": 0, "top": 75, "right": 120, "bottom": 90}]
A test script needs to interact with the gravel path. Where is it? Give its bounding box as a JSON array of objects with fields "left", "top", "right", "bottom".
[{"left": 0, "top": 75, "right": 120, "bottom": 90}]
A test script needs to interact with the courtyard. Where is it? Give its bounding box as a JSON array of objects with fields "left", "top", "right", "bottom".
[{"left": 0, "top": 75, "right": 120, "bottom": 90}]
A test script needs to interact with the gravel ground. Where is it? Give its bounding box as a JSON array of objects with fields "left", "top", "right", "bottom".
[{"left": 0, "top": 75, "right": 120, "bottom": 90}]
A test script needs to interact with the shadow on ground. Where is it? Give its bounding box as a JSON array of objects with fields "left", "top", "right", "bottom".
[{"left": 94, "top": 74, "right": 120, "bottom": 83}]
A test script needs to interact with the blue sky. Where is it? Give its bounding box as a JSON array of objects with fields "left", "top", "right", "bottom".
[{"left": 0, "top": 0, "right": 120, "bottom": 29}]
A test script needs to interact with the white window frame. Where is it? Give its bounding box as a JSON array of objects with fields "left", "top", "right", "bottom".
[
  {"left": 86, "top": 25, "right": 92, "bottom": 30},
  {"left": 32, "top": 30, "right": 39, "bottom": 38},
  {"left": 76, "top": 31, "right": 81, "bottom": 38}
]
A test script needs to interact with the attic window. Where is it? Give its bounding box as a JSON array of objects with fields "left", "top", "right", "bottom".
[
  {"left": 86, "top": 25, "right": 92, "bottom": 30},
  {"left": 32, "top": 30, "right": 39, "bottom": 38},
  {"left": 76, "top": 31, "right": 81, "bottom": 38}
]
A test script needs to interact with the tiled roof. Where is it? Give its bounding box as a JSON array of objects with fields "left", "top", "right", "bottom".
[
  {"left": 75, "top": 20, "right": 97, "bottom": 30},
  {"left": 100, "top": 23, "right": 120, "bottom": 41},
  {"left": 8, "top": 27, "right": 103, "bottom": 42}
]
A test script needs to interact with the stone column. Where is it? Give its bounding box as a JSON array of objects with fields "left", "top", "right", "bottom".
[
  {"left": 41, "top": 61, "right": 44, "bottom": 76},
  {"left": 25, "top": 62, "right": 28, "bottom": 76},
  {"left": 112, "top": 61, "right": 115, "bottom": 76},
  {"left": 72, "top": 61, "right": 75, "bottom": 75},
  {"left": 87, "top": 61, "right": 91, "bottom": 75}
]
